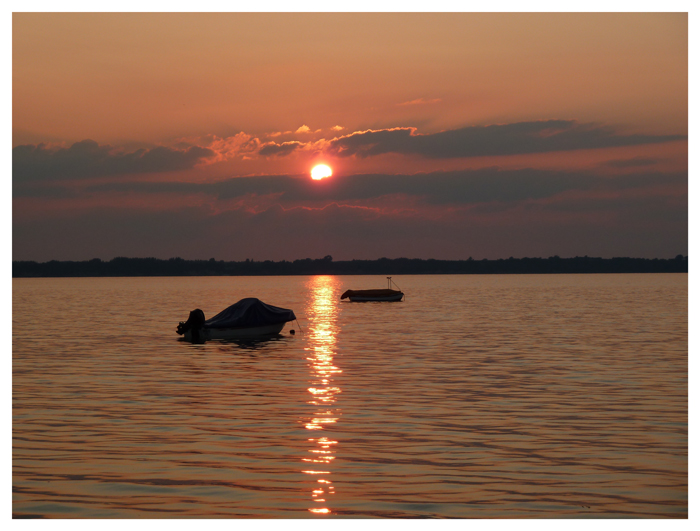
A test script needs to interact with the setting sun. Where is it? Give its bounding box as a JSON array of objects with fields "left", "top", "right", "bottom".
[{"left": 311, "top": 164, "right": 332, "bottom": 180}]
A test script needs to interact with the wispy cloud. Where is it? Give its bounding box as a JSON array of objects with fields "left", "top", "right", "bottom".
[
  {"left": 258, "top": 141, "right": 304, "bottom": 157},
  {"left": 603, "top": 157, "right": 662, "bottom": 169},
  {"left": 397, "top": 97, "right": 442, "bottom": 106},
  {"left": 202, "top": 121, "right": 684, "bottom": 163}
]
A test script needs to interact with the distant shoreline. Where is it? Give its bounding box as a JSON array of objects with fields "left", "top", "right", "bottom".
[{"left": 12, "top": 256, "right": 688, "bottom": 277}]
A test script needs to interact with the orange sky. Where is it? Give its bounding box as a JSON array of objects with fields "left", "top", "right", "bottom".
[{"left": 13, "top": 13, "right": 687, "bottom": 146}]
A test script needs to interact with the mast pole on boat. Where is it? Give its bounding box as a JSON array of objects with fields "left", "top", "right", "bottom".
[{"left": 387, "top": 276, "right": 404, "bottom": 300}]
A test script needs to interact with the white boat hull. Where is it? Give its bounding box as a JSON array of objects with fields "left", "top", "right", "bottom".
[{"left": 183, "top": 322, "right": 286, "bottom": 341}]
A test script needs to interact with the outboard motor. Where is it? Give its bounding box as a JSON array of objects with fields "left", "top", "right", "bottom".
[{"left": 176, "top": 309, "right": 206, "bottom": 341}]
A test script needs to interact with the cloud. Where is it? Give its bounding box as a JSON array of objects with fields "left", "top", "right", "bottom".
[
  {"left": 258, "top": 141, "right": 304, "bottom": 157},
  {"left": 203, "top": 132, "right": 261, "bottom": 162},
  {"left": 13, "top": 140, "right": 215, "bottom": 182},
  {"left": 397, "top": 97, "right": 442, "bottom": 106},
  {"left": 325, "top": 121, "right": 686, "bottom": 159},
  {"left": 13, "top": 157, "right": 687, "bottom": 261},
  {"left": 331, "top": 125, "right": 345, "bottom": 131},
  {"left": 26, "top": 167, "right": 686, "bottom": 213},
  {"left": 13, "top": 180, "right": 687, "bottom": 263},
  {"left": 295, "top": 125, "right": 311, "bottom": 134},
  {"left": 603, "top": 157, "right": 661, "bottom": 169},
  {"left": 266, "top": 168, "right": 686, "bottom": 206}
]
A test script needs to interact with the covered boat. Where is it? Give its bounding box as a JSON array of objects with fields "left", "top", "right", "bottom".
[
  {"left": 176, "top": 298, "right": 297, "bottom": 341},
  {"left": 340, "top": 277, "right": 404, "bottom": 302}
]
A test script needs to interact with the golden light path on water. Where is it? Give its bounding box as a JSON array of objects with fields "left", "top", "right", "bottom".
[{"left": 302, "top": 276, "right": 342, "bottom": 515}]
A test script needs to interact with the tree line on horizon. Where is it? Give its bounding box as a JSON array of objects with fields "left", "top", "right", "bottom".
[{"left": 12, "top": 255, "right": 688, "bottom": 277}]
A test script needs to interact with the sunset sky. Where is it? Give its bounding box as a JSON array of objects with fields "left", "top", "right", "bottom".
[{"left": 12, "top": 11, "right": 688, "bottom": 262}]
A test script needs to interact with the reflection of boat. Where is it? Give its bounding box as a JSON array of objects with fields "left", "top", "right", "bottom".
[
  {"left": 340, "top": 277, "right": 404, "bottom": 302},
  {"left": 176, "top": 298, "right": 297, "bottom": 342},
  {"left": 216, "top": 336, "right": 289, "bottom": 351}
]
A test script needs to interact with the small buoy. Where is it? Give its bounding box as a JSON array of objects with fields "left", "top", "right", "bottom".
[{"left": 290, "top": 329, "right": 296, "bottom": 335}]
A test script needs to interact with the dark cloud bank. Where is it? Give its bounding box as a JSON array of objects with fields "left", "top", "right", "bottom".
[
  {"left": 13, "top": 188, "right": 687, "bottom": 263},
  {"left": 23, "top": 167, "right": 686, "bottom": 207},
  {"left": 13, "top": 120, "right": 685, "bottom": 187},
  {"left": 325, "top": 120, "right": 685, "bottom": 159},
  {"left": 13, "top": 166, "right": 687, "bottom": 262},
  {"left": 13, "top": 139, "right": 214, "bottom": 182},
  {"left": 12, "top": 120, "right": 687, "bottom": 261}
]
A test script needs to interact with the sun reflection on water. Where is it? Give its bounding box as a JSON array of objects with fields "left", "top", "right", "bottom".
[{"left": 302, "top": 276, "right": 342, "bottom": 515}]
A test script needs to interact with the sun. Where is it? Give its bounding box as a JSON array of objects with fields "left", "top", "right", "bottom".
[{"left": 311, "top": 164, "right": 332, "bottom": 180}]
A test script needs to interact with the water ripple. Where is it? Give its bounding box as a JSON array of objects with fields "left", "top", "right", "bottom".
[{"left": 13, "top": 274, "right": 687, "bottom": 518}]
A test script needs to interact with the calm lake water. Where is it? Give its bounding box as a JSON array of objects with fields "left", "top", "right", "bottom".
[{"left": 12, "top": 274, "right": 687, "bottom": 518}]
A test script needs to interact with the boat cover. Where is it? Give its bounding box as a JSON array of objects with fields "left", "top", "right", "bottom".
[
  {"left": 203, "top": 298, "right": 296, "bottom": 329},
  {"left": 341, "top": 289, "right": 402, "bottom": 299}
]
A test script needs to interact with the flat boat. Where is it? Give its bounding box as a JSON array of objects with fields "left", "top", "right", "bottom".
[
  {"left": 176, "top": 297, "right": 296, "bottom": 342},
  {"left": 341, "top": 277, "right": 405, "bottom": 302}
]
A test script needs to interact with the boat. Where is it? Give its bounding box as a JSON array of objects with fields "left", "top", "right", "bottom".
[
  {"left": 341, "top": 277, "right": 405, "bottom": 302},
  {"left": 176, "top": 297, "right": 297, "bottom": 342}
]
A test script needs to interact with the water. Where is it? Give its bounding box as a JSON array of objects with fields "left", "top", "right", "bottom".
[{"left": 12, "top": 274, "right": 687, "bottom": 518}]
